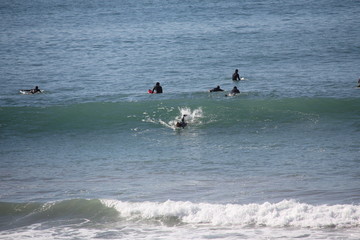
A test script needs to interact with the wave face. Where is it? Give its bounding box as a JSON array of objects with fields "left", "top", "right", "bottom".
[
  {"left": 1, "top": 97, "right": 358, "bottom": 135},
  {"left": 0, "top": 199, "right": 118, "bottom": 230}
]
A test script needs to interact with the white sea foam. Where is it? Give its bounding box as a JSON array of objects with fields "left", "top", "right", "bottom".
[
  {"left": 1, "top": 199, "right": 359, "bottom": 240},
  {"left": 102, "top": 199, "right": 360, "bottom": 229},
  {"left": 145, "top": 107, "right": 203, "bottom": 130}
]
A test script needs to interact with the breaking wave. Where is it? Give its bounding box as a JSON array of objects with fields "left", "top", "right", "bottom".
[{"left": 1, "top": 199, "right": 359, "bottom": 230}]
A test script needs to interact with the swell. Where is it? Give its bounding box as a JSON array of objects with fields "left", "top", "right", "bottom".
[
  {"left": 0, "top": 199, "right": 118, "bottom": 231},
  {"left": 1, "top": 97, "right": 358, "bottom": 135}
]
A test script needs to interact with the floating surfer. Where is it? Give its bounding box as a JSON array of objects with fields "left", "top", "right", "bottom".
[
  {"left": 226, "top": 86, "right": 240, "bottom": 96},
  {"left": 209, "top": 85, "right": 224, "bottom": 92},
  {"left": 175, "top": 115, "right": 187, "bottom": 128},
  {"left": 232, "top": 69, "right": 241, "bottom": 81},
  {"left": 20, "top": 86, "right": 42, "bottom": 94},
  {"left": 357, "top": 78, "right": 360, "bottom": 88},
  {"left": 148, "top": 82, "right": 163, "bottom": 94}
]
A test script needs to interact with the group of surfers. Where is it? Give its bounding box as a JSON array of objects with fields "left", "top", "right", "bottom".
[
  {"left": 150, "top": 69, "right": 243, "bottom": 95},
  {"left": 24, "top": 70, "right": 242, "bottom": 95},
  {"left": 149, "top": 69, "right": 243, "bottom": 128},
  {"left": 21, "top": 71, "right": 360, "bottom": 129},
  {"left": 23, "top": 69, "right": 244, "bottom": 128},
  {"left": 209, "top": 69, "right": 242, "bottom": 94}
]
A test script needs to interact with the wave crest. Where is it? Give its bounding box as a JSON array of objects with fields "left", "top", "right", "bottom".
[{"left": 102, "top": 199, "right": 360, "bottom": 228}]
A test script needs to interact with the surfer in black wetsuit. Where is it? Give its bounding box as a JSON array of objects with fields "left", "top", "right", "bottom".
[
  {"left": 152, "top": 82, "right": 163, "bottom": 93},
  {"left": 358, "top": 78, "right": 360, "bottom": 87},
  {"left": 30, "top": 86, "right": 41, "bottom": 94},
  {"left": 230, "top": 86, "right": 240, "bottom": 94},
  {"left": 232, "top": 69, "right": 241, "bottom": 81},
  {"left": 209, "top": 85, "right": 224, "bottom": 92},
  {"left": 175, "top": 115, "right": 187, "bottom": 128}
]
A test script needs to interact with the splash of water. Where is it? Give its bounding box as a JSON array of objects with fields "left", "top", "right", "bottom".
[{"left": 147, "top": 107, "right": 203, "bottom": 130}]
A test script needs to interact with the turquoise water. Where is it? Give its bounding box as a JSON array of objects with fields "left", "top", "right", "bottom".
[{"left": 1, "top": 0, "right": 360, "bottom": 239}]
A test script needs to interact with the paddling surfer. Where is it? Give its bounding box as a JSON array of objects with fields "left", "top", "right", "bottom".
[
  {"left": 209, "top": 85, "right": 224, "bottom": 92},
  {"left": 230, "top": 86, "right": 240, "bottom": 94},
  {"left": 30, "top": 86, "right": 41, "bottom": 94},
  {"left": 175, "top": 115, "right": 187, "bottom": 128}
]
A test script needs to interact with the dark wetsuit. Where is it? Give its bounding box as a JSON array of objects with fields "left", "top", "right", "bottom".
[
  {"left": 209, "top": 86, "right": 224, "bottom": 92},
  {"left": 230, "top": 87, "right": 240, "bottom": 94},
  {"left": 232, "top": 72, "right": 240, "bottom": 81},
  {"left": 176, "top": 116, "right": 187, "bottom": 128},
  {"left": 152, "top": 85, "right": 163, "bottom": 93},
  {"left": 30, "top": 87, "right": 41, "bottom": 94}
]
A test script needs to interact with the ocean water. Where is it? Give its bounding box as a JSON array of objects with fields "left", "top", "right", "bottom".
[{"left": 1, "top": 0, "right": 360, "bottom": 239}]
